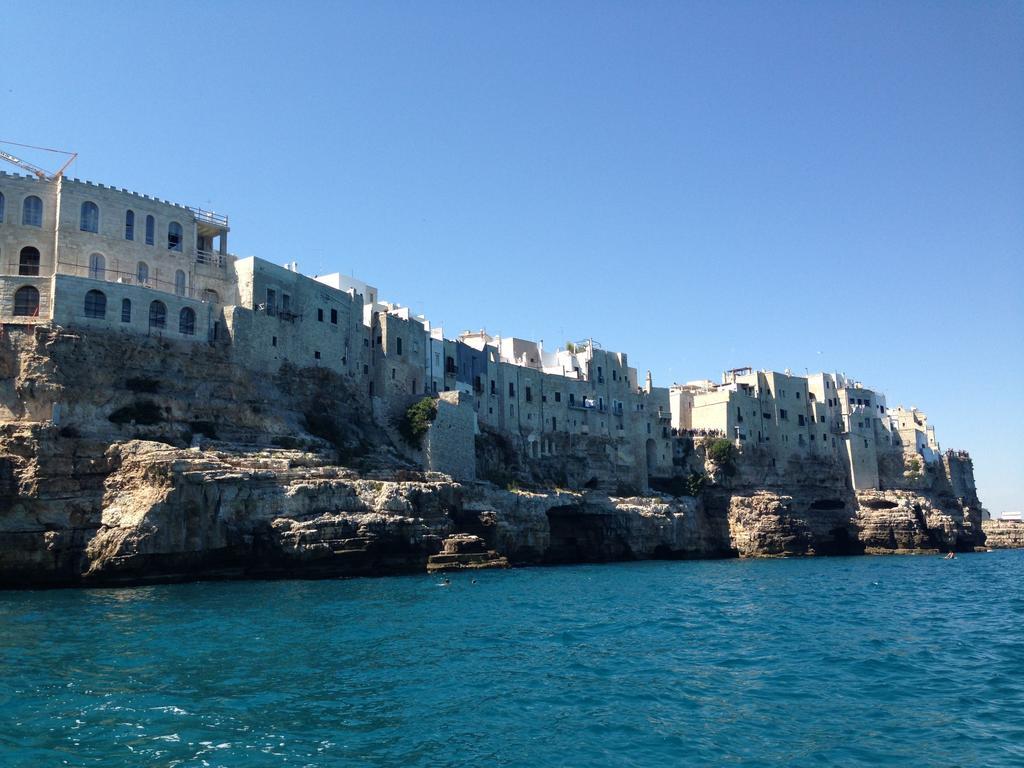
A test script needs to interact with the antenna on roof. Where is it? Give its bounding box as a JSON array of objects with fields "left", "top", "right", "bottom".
[{"left": 0, "top": 140, "right": 77, "bottom": 180}]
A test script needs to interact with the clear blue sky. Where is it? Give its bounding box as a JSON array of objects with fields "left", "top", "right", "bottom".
[{"left": 3, "top": 2, "right": 1022, "bottom": 513}]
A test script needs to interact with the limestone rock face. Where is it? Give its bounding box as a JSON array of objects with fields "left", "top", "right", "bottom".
[
  {"left": 464, "top": 489, "right": 732, "bottom": 564},
  {"left": 0, "top": 324, "right": 992, "bottom": 587},
  {"left": 855, "top": 491, "right": 982, "bottom": 553},
  {"left": 982, "top": 520, "right": 1024, "bottom": 549},
  {"left": 80, "top": 441, "right": 460, "bottom": 584},
  {"left": 726, "top": 492, "right": 815, "bottom": 557},
  {"left": 426, "top": 534, "right": 509, "bottom": 572}
]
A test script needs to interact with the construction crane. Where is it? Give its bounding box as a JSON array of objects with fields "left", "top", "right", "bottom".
[{"left": 0, "top": 140, "right": 77, "bottom": 180}]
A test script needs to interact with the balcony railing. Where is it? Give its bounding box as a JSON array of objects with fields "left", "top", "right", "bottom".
[
  {"left": 569, "top": 400, "right": 607, "bottom": 413},
  {"left": 196, "top": 250, "right": 227, "bottom": 269},
  {"left": 188, "top": 207, "right": 229, "bottom": 227}
]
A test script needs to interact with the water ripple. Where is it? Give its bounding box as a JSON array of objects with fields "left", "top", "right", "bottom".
[{"left": 1, "top": 551, "right": 1022, "bottom": 766}]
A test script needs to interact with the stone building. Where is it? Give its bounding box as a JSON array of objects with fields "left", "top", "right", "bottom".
[
  {"left": 671, "top": 366, "right": 943, "bottom": 492},
  {"left": 0, "top": 169, "right": 953, "bottom": 492}
]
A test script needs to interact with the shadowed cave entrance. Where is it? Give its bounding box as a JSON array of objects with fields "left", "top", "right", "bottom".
[
  {"left": 807, "top": 499, "right": 864, "bottom": 555},
  {"left": 545, "top": 505, "right": 636, "bottom": 563}
]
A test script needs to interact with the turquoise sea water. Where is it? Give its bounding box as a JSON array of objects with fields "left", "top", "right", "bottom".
[{"left": 1, "top": 551, "right": 1022, "bottom": 767}]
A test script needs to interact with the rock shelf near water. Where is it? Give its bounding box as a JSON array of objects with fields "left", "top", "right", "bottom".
[{"left": 0, "top": 325, "right": 994, "bottom": 588}]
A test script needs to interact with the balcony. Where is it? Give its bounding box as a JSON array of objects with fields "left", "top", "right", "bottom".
[
  {"left": 569, "top": 400, "right": 606, "bottom": 413},
  {"left": 196, "top": 250, "right": 227, "bottom": 269},
  {"left": 188, "top": 207, "right": 229, "bottom": 228}
]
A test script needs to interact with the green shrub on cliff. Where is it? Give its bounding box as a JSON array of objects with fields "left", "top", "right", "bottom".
[
  {"left": 649, "top": 472, "right": 707, "bottom": 498},
  {"left": 681, "top": 472, "right": 707, "bottom": 496},
  {"left": 398, "top": 397, "right": 437, "bottom": 448},
  {"left": 705, "top": 438, "right": 738, "bottom": 475}
]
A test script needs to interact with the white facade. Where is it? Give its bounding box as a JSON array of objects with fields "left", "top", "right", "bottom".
[{"left": 0, "top": 169, "right": 953, "bottom": 491}]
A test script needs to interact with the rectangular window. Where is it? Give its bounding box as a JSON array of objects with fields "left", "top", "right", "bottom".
[
  {"left": 396, "top": 338, "right": 402, "bottom": 355},
  {"left": 282, "top": 293, "right": 291, "bottom": 311},
  {"left": 272, "top": 336, "right": 277, "bottom": 347},
  {"left": 508, "top": 382, "right": 515, "bottom": 397},
  {"left": 554, "top": 392, "right": 561, "bottom": 402},
  {"left": 780, "top": 409, "right": 788, "bottom": 420},
  {"left": 525, "top": 387, "right": 532, "bottom": 402},
  {"left": 266, "top": 288, "right": 276, "bottom": 315},
  {"left": 314, "top": 350, "right": 321, "bottom": 359},
  {"left": 490, "top": 380, "right": 496, "bottom": 395},
  {"left": 331, "top": 308, "right": 338, "bottom": 324},
  {"left": 317, "top": 308, "right": 324, "bottom": 322}
]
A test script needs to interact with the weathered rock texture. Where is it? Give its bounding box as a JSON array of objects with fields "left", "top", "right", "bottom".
[
  {"left": 0, "top": 325, "right": 991, "bottom": 588},
  {"left": 982, "top": 520, "right": 1024, "bottom": 550}
]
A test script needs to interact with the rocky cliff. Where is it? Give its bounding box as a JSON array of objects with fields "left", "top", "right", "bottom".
[
  {"left": 981, "top": 519, "right": 1024, "bottom": 550},
  {"left": 0, "top": 325, "right": 990, "bottom": 588}
]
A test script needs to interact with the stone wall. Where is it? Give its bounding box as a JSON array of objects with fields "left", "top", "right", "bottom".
[{"left": 424, "top": 391, "right": 477, "bottom": 481}]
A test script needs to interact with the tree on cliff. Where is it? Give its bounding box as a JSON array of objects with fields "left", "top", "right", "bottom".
[
  {"left": 398, "top": 397, "right": 438, "bottom": 449},
  {"left": 705, "top": 438, "right": 738, "bottom": 476}
]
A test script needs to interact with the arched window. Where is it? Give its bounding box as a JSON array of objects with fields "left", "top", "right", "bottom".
[
  {"left": 125, "top": 210, "right": 135, "bottom": 240},
  {"left": 167, "top": 221, "right": 182, "bottom": 252},
  {"left": 84, "top": 289, "right": 106, "bottom": 318},
  {"left": 18, "top": 247, "right": 40, "bottom": 276},
  {"left": 22, "top": 196, "right": 42, "bottom": 227},
  {"left": 136, "top": 261, "right": 149, "bottom": 286},
  {"left": 0, "top": 191, "right": 5, "bottom": 222},
  {"left": 200, "top": 289, "right": 220, "bottom": 304},
  {"left": 88, "top": 253, "right": 105, "bottom": 280},
  {"left": 145, "top": 214, "right": 155, "bottom": 245},
  {"left": 179, "top": 307, "right": 196, "bottom": 335},
  {"left": 121, "top": 298, "right": 132, "bottom": 323},
  {"left": 148, "top": 300, "right": 166, "bottom": 329},
  {"left": 80, "top": 201, "right": 99, "bottom": 233},
  {"left": 13, "top": 286, "right": 39, "bottom": 316},
  {"left": 174, "top": 269, "right": 186, "bottom": 296}
]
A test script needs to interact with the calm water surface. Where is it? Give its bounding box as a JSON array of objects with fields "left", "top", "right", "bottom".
[{"left": 1, "top": 551, "right": 1022, "bottom": 767}]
